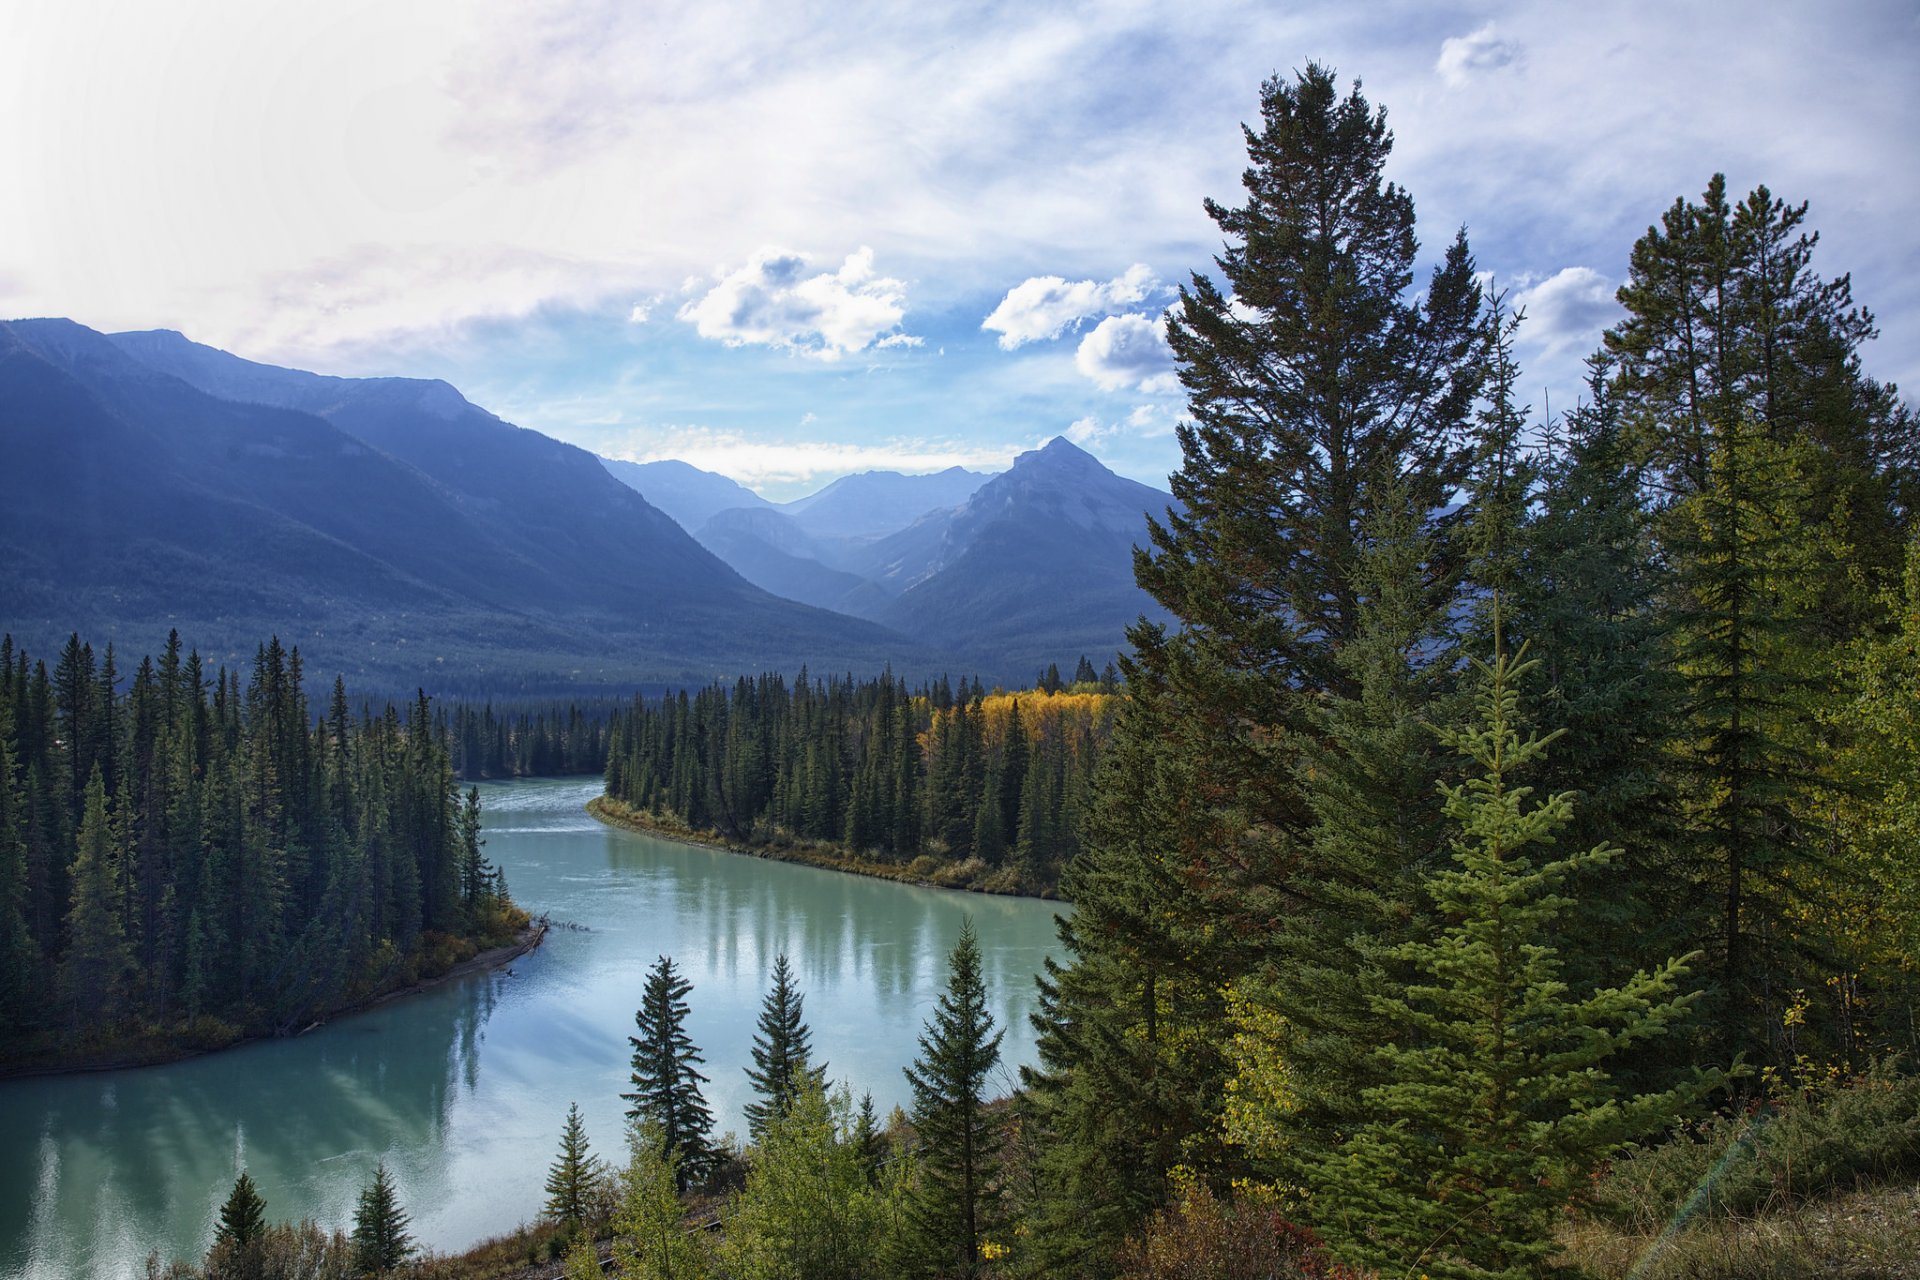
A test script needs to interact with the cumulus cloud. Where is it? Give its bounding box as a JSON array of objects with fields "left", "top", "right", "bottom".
[
  {"left": 982, "top": 264, "right": 1161, "bottom": 349},
  {"left": 677, "top": 246, "right": 915, "bottom": 359},
  {"left": 615, "top": 427, "right": 1014, "bottom": 491},
  {"left": 1514, "top": 266, "right": 1619, "bottom": 361},
  {"left": 1437, "top": 23, "right": 1523, "bottom": 88},
  {"left": 1075, "top": 313, "right": 1178, "bottom": 393}
]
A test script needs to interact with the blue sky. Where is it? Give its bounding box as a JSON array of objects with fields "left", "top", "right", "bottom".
[{"left": 2, "top": 0, "right": 1915, "bottom": 500}]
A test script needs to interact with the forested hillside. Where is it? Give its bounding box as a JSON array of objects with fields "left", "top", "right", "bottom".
[
  {"left": 599, "top": 664, "right": 1118, "bottom": 894},
  {"left": 0, "top": 632, "right": 524, "bottom": 1070}
]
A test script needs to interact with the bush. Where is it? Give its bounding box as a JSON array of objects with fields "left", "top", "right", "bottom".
[
  {"left": 1117, "top": 1178, "right": 1347, "bottom": 1280},
  {"left": 1594, "top": 1062, "right": 1920, "bottom": 1229}
]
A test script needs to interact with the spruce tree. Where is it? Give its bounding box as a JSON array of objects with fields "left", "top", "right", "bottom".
[
  {"left": 1027, "top": 69, "right": 1485, "bottom": 1252},
  {"left": 1022, "top": 668, "right": 1229, "bottom": 1273},
  {"left": 350, "top": 1162, "right": 414, "bottom": 1275},
  {"left": 1231, "top": 476, "right": 1455, "bottom": 1181},
  {"left": 59, "top": 766, "right": 134, "bottom": 1028},
  {"left": 1314, "top": 630, "right": 1715, "bottom": 1278},
  {"left": 903, "top": 919, "right": 1004, "bottom": 1279},
  {"left": 545, "top": 1101, "right": 608, "bottom": 1229},
  {"left": 215, "top": 1171, "right": 267, "bottom": 1249},
  {"left": 743, "top": 953, "right": 825, "bottom": 1143},
  {"left": 623, "top": 955, "right": 715, "bottom": 1192}
]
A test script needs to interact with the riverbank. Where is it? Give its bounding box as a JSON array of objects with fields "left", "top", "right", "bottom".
[
  {"left": 0, "top": 920, "right": 548, "bottom": 1081},
  {"left": 586, "top": 795, "right": 1062, "bottom": 901}
]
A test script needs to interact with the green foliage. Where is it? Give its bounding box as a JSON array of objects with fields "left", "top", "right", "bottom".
[
  {"left": 904, "top": 919, "right": 1005, "bottom": 1278},
  {"left": 216, "top": 1173, "right": 268, "bottom": 1250},
  {"left": 743, "top": 955, "right": 824, "bottom": 1143},
  {"left": 624, "top": 955, "right": 715, "bottom": 1192},
  {"left": 198, "top": 1219, "right": 354, "bottom": 1280},
  {"left": 545, "top": 1102, "right": 609, "bottom": 1229},
  {"left": 601, "top": 670, "right": 1110, "bottom": 891},
  {"left": 1313, "top": 634, "right": 1716, "bottom": 1278},
  {"left": 349, "top": 1162, "right": 413, "bottom": 1276},
  {"left": 0, "top": 630, "right": 523, "bottom": 1064},
  {"left": 1594, "top": 1063, "right": 1920, "bottom": 1230},
  {"left": 719, "top": 1079, "right": 911, "bottom": 1280},
  {"left": 610, "top": 1122, "right": 709, "bottom": 1280}
]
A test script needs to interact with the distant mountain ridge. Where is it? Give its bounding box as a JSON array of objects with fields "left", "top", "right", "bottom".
[
  {"left": 608, "top": 436, "right": 1175, "bottom": 676},
  {"left": 0, "top": 320, "right": 933, "bottom": 693}
]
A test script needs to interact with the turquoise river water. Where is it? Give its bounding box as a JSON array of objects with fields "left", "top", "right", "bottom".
[{"left": 0, "top": 778, "right": 1064, "bottom": 1278}]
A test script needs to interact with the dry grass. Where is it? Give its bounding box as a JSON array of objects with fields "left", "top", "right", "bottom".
[{"left": 1558, "top": 1183, "right": 1920, "bottom": 1280}]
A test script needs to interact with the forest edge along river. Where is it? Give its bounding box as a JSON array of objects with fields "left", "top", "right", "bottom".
[{"left": 0, "top": 778, "right": 1064, "bottom": 1279}]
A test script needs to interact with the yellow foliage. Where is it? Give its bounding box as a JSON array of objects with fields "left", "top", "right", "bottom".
[{"left": 1219, "top": 981, "right": 1297, "bottom": 1162}]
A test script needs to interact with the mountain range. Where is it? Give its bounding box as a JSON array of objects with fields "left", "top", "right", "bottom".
[
  {"left": 0, "top": 318, "right": 1173, "bottom": 693},
  {"left": 604, "top": 439, "right": 1175, "bottom": 679},
  {"left": 0, "top": 320, "right": 923, "bottom": 693}
]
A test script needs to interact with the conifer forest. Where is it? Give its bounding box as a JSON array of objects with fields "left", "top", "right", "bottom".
[{"left": 4, "top": 42, "right": 1919, "bottom": 1280}]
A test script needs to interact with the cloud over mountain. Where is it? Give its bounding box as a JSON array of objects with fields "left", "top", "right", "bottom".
[
  {"left": 678, "top": 246, "right": 916, "bottom": 359},
  {"left": 982, "top": 264, "right": 1161, "bottom": 348},
  {"left": 1075, "top": 313, "right": 1177, "bottom": 393}
]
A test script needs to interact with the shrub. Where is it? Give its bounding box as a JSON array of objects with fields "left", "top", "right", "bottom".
[{"left": 1594, "top": 1061, "right": 1920, "bottom": 1229}]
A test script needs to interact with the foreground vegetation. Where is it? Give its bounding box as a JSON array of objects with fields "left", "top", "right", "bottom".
[{"left": 0, "top": 632, "right": 525, "bottom": 1071}]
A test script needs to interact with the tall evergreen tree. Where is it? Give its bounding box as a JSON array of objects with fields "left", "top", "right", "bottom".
[
  {"left": 624, "top": 955, "right": 715, "bottom": 1192},
  {"left": 743, "top": 953, "right": 825, "bottom": 1143},
  {"left": 903, "top": 919, "right": 1004, "bottom": 1279},
  {"left": 58, "top": 766, "right": 134, "bottom": 1028},
  {"left": 1029, "top": 63, "right": 1484, "bottom": 1261},
  {"left": 350, "top": 1162, "right": 415, "bottom": 1275},
  {"left": 1312, "top": 631, "right": 1715, "bottom": 1277}
]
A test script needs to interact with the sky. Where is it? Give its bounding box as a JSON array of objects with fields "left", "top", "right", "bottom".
[{"left": 1, "top": 0, "right": 1915, "bottom": 500}]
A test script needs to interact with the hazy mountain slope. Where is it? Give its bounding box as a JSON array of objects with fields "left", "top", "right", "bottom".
[
  {"left": 0, "top": 320, "right": 936, "bottom": 693},
  {"left": 871, "top": 437, "right": 1175, "bottom": 674},
  {"left": 600, "top": 456, "right": 774, "bottom": 532},
  {"left": 782, "top": 466, "right": 991, "bottom": 541},
  {"left": 695, "top": 508, "right": 894, "bottom": 617}
]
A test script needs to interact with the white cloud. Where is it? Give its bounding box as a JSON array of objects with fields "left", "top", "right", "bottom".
[
  {"left": 1067, "top": 403, "right": 1185, "bottom": 445},
  {"left": 614, "top": 427, "right": 1015, "bottom": 491},
  {"left": 1075, "top": 313, "right": 1178, "bottom": 393},
  {"left": 1437, "top": 23, "right": 1523, "bottom": 89},
  {"left": 982, "top": 264, "right": 1161, "bottom": 349},
  {"left": 1065, "top": 415, "right": 1109, "bottom": 445},
  {"left": 678, "top": 246, "right": 915, "bottom": 360},
  {"left": 1513, "top": 266, "right": 1619, "bottom": 361}
]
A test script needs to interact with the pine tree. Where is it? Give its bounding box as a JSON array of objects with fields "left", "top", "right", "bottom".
[
  {"left": 1229, "top": 476, "right": 1455, "bottom": 1182},
  {"left": 1511, "top": 357, "right": 1691, "bottom": 1005},
  {"left": 1028, "top": 70, "right": 1484, "bottom": 1250},
  {"left": 0, "top": 724, "right": 38, "bottom": 1033},
  {"left": 545, "top": 1101, "right": 608, "bottom": 1229},
  {"left": 1313, "top": 629, "right": 1716, "bottom": 1278},
  {"left": 903, "top": 919, "right": 1004, "bottom": 1279},
  {"left": 59, "top": 766, "right": 134, "bottom": 1028},
  {"left": 1022, "top": 669, "right": 1229, "bottom": 1273},
  {"left": 623, "top": 955, "right": 715, "bottom": 1192},
  {"left": 215, "top": 1171, "right": 268, "bottom": 1249},
  {"left": 350, "top": 1162, "right": 415, "bottom": 1275},
  {"left": 743, "top": 953, "right": 824, "bottom": 1143}
]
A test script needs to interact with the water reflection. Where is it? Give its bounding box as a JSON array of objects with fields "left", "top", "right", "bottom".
[{"left": 1, "top": 778, "right": 1062, "bottom": 1278}]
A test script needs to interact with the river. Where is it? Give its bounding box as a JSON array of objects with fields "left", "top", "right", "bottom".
[{"left": 0, "top": 778, "right": 1065, "bottom": 1278}]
